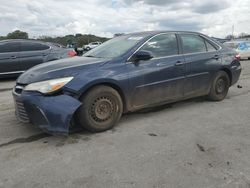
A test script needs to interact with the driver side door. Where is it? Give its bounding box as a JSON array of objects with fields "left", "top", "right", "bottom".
[{"left": 127, "top": 33, "right": 186, "bottom": 109}]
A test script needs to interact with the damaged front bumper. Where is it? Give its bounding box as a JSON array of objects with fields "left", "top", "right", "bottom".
[{"left": 12, "top": 87, "right": 82, "bottom": 135}]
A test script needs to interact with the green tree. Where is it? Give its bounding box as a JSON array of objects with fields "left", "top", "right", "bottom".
[
  {"left": 7, "top": 30, "right": 28, "bottom": 39},
  {"left": 38, "top": 34, "right": 110, "bottom": 47},
  {"left": 238, "top": 33, "right": 250, "bottom": 39}
]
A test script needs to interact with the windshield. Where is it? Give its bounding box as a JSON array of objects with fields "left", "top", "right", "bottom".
[{"left": 83, "top": 35, "right": 144, "bottom": 59}]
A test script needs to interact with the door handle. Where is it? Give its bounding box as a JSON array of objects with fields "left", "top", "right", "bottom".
[
  {"left": 10, "top": 56, "right": 17, "bottom": 59},
  {"left": 175, "top": 61, "right": 184, "bottom": 66},
  {"left": 212, "top": 55, "right": 220, "bottom": 60}
]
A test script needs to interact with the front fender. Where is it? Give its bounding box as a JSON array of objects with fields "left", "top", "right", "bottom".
[{"left": 64, "top": 62, "right": 130, "bottom": 110}]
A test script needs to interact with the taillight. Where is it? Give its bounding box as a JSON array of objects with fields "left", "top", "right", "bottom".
[
  {"left": 68, "top": 50, "right": 77, "bottom": 57},
  {"left": 234, "top": 54, "right": 241, "bottom": 61}
]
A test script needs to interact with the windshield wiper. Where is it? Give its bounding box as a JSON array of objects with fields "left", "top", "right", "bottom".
[{"left": 85, "top": 55, "right": 103, "bottom": 58}]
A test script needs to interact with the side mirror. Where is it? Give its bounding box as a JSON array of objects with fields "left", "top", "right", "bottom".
[{"left": 130, "top": 50, "right": 153, "bottom": 63}]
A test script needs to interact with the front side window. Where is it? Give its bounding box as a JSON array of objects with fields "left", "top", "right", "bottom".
[
  {"left": 0, "top": 42, "right": 20, "bottom": 53},
  {"left": 140, "top": 34, "right": 178, "bottom": 58},
  {"left": 21, "top": 42, "right": 50, "bottom": 52},
  {"left": 180, "top": 34, "right": 206, "bottom": 54},
  {"left": 34, "top": 43, "right": 50, "bottom": 50}
]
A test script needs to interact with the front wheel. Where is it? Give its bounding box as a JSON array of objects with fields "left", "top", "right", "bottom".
[
  {"left": 208, "top": 71, "right": 230, "bottom": 101},
  {"left": 76, "top": 86, "right": 123, "bottom": 132}
]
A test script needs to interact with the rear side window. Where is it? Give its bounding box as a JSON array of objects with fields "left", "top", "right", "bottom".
[
  {"left": 205, "top": 40, "right": 217, "bottom": 51},
  {"left": 0, "top": 42, "right": 20, "bottom": 53},
  {"left": 180, "top": 34, "right": 206, "bottom": 54},
  {"left": 140, "top": 34, "right": 178, "bottom": 58},
  {"left": 21, "top": 42, "right": 50, "bottom": 51}
]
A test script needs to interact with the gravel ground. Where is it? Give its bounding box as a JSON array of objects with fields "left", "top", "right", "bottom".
[{"left": 0, "top": 61, "right": 250, "bottom": 188}]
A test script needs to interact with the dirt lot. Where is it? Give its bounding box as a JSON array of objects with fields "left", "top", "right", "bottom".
[{"left": 0, "top": 61, "right": 250, "bottom": 188}]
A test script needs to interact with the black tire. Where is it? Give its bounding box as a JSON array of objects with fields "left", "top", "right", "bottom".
[
  {"left": 76, "top": 86, "right": 123, "bottom": 132},
  {"left": 208, "top": 71, "right": 230, "bottom": 101},
  {"left": 86, "top": 47, "right": 90, "bottom": 51},
  {"left": 248, "top": 57, "right": 250, "bottom": 60}
]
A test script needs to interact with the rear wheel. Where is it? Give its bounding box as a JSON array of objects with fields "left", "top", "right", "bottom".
[
  {"left": 77, "top": 86, "right": 123, "bottom": 132},
  {"left": 208, "top": 71, "right": 230, "bottom": 101}
]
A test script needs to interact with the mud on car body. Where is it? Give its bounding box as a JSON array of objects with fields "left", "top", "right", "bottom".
[{"left": 13, "top": 31, "right": 242, "bottom": 134}]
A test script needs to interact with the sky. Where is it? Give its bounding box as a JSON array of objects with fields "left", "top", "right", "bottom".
[{"left": 0, "top": 0, "right": 249, "bottom": 38}]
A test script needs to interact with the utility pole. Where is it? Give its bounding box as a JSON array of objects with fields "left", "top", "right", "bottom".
[{"left": 232, "top": 25, "right": 234, "bottom": 40}]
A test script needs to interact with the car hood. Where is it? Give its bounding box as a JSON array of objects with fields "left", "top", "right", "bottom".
[{"left": 17, "top": 56, "right": 108, "bottom": 84}]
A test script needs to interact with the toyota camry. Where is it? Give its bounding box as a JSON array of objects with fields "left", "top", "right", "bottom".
[{"left": 13, "top": 31, "right": 242, "bottom": 134}]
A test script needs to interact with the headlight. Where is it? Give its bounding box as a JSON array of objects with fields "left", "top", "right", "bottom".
[{"left": 24, "top": 77, "right": 74, "bottom": 94}]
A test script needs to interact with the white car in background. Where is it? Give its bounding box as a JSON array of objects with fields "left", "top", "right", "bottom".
[
  {"left": 83, "top": 42, "right": 102, "bottom": 51},
  {"left": 224, "top": 41, "right": 250, "bottom": 60}
]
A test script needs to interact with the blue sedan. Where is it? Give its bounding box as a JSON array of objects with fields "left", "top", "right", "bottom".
[{"left": 13, "top": 31, "right": 242, "bottom": 134}]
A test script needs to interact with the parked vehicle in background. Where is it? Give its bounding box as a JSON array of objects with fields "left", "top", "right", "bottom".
[
  {"left": 211, "top": 37, "right": 229, "bottom": 44},
  {"left": 13, "top": 31, "right": 241, "bottom": 135},
  {"left": 67, "top": 43, "right": 77, "bottom": 49},
  {"left": 48, "top": 42, "right": 66, "bottom": 48},
  {"left": 0, "top": 39, "right": 76, "bottom": 78},
  {"left": 83, "top": 41, "right": 102, "bottom": 51},
  {"left": 224, "top": 40, "right": 250, "bottom": 60},
  {"left": 75, "top": 47, "right": 84, "bottom": 56}
]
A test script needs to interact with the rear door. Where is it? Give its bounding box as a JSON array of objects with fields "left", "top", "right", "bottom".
[
  {"left": 19, "top": 41, "right": 51, "bottom": 71},
  {"left": 127, "top": 33, "right": 186, "bottom": 108},
  {"left": 0, "top": 41, "right": 21, "bottom": 75},
  {"left": 179, "top": 33, "right": 221, "bottom": 97}
]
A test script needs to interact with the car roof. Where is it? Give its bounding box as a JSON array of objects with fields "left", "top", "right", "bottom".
[
  {"left": 0, "top": 39, "right": 65, "bottom": 48},
  {"left": 124, "top": 30, "right": 205, "bottom": 37},
  {"left": 0, "top": 39, "right": 47, "bottom": 44}
]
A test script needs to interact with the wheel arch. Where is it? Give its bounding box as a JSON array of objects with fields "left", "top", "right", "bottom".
[
  {"left": 220, "top": 68, "right": 232, "bottom": 85},
  {"left": 78, "top": 81, "right": 128, "bottom": 113}
]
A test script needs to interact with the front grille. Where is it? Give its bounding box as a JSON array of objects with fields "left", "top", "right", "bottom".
[{"left": 15, "top": 101, "right": 30, "bottom": 123}]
